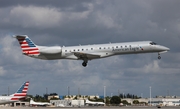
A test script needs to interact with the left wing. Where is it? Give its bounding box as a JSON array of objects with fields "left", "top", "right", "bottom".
[{"left": 73, "top": 52, "right": 101, "bottom": 60}]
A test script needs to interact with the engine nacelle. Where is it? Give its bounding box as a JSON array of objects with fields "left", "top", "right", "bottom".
[{"left": 39, "top": 46, "right": 62, "bottom": 54}]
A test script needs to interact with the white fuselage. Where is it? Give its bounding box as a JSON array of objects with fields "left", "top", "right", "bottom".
[
  {"left": 33, "top": 41, "right": 169, "bottom": 60},
  {"left": 0, "top": 96, "right": 18, "bottom": 104}
]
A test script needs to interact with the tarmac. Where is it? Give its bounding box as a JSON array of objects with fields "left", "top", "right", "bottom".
[{"left": 1, "top": 106, "right": 180, "bottom": 109}]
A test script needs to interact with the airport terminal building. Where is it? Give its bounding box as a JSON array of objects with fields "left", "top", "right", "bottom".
[{"left": 122, "top": 96, "right": 180, "bottom": 106}]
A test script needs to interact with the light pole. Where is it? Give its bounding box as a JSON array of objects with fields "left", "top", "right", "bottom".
[
  {"left": 46, "top": 87, "right": 48, "bottom": 94},
  {"left": 141, "top": 93, "right": 143, "bottom": 98},
  {"left": 150, "top": 86, "right": 151, "bottom": 106},
  {"left": 67, "top": 86, "right": 70, "bottom": 96},
  {"left": 104, "top": 86, "right": 106, "bottom": 106}
]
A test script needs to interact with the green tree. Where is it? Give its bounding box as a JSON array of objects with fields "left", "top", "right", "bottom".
[
  {"left": 110, "top": 96, "right": 121, "bottom": 105},
  {"left": 121, "top": 100, "right": 129, "bottom": 105},
  {"left": 133, "top": 100, "right": 139, "bottom": 104},
  {"left": 105, "top": 96, "right": 110, "bottom": 105}
]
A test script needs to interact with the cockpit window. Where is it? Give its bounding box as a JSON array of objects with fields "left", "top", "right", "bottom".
[{"left": 150, "top": 42, "right": 157, "bottom": 45}]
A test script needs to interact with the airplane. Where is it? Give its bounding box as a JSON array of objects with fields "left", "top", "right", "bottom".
[
  {"left": 14, "top": 35, "right": 170, "bottom": 67},
  {"left": 85, "top": 99, "right": 105, "bottom": 105},
  {"left": 0, "top": 81, "right": 29, "bottom": 104},
  {"left": 30, "top": 98, "right": 51, "bottom": 106}
]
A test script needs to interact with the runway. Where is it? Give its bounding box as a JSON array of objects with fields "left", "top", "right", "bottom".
[{"left": 1, "top": 106, "right": 180, "bottom": 109}]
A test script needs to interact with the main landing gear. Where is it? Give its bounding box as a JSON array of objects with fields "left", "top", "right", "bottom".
[
  {"left": 158, "top": 53, "right": 161, "bottom": 59},
  {"left": 82, "top": 60, "right": 88, "bottom": 67}
]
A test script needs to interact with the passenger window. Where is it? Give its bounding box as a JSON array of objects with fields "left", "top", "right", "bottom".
[
  {"left": 65, "top": 50, "right": 67, "bottom": 52},
  {"left": 116, "top": 46, "right": 118, "bottom": 48}
]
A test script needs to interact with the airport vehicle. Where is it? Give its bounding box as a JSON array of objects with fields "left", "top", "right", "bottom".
[
  {"left": 30, "top": 98, "right": 51, "bottom": 106},
  {"left": 85, "top": 99, "right": 105, "bottom": 105},
  {"left": 14, "top": 35, "right": 170, "bottom": 67},
  {"left": 0, "top": 81, "right": 29, "bottom": 104}
]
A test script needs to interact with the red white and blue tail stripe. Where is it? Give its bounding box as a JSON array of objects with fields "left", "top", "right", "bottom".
[
  {"left": 10, "top": 81, "right": 29, "bottom": 100},
  {"left": 14, "top": 35, "right": 40, "bottom": 55}
]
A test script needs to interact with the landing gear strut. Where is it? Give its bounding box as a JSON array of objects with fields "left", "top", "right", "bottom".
[
  {"left": 82, "top": 60, "right": 88, "bottom": 67},
  {"left": 158, "top": 53, "right": 161, "bottom": 59}
]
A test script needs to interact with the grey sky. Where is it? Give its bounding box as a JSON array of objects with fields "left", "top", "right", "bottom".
[{"left": 0, "top": 0, "right": 179, "bottom": 98}]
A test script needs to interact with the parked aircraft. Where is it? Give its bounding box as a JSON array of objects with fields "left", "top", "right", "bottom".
[
  {"left": 14, "top": 35, "right": 170, "bottom": 67},
  {"left": 30, "top": 98, "right": 51, "bottom": 106},
  {"left": 85, "top": 99, "right": 105, "bottom": 105},
  {"left": 0, "top": 81, "right": 29, "bottom": 104}
]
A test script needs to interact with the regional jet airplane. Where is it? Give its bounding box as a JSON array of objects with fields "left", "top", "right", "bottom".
[
  {"left": 0, "top": 81, "right": 29, "bottom": 104},
  {"left": 30, "top": 98, "right": 51, "bottom": 106},
  {"left": 14, "top": 35, "right": 169, "bottom": 67},
  {"left": 85, "top": 99, "right": 105, "bottom": 105}
]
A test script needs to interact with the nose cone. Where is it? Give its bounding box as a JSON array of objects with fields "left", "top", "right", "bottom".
[
  {"left": 162, "top": 46, "right": 170, "bottom": 51},
  {"left": 156, "top": 45, "right": 170, "bottom": 52}
]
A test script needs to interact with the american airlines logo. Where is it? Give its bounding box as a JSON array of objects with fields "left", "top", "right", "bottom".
[{"left": 112, "top": 46, "right": 142, "bottom": 52}]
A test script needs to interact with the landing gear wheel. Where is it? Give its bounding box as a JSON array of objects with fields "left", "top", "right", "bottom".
[
  {"left": 158, "top": 56, "right": 161, "bottom": 59},
  {"left": 82, "top": 62, "right": 87, "bottom": 67},
  {"left": 158, "top": 53, "right": 161, "bottom": 60}
]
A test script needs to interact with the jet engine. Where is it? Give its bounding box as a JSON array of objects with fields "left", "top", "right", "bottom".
[{"left": 39, "top": 46, "right": 62, "bottom": 54}]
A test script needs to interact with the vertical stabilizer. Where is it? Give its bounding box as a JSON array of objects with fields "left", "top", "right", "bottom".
[
  {"left": 10, "top": 81, "right": 29, "bottom": 100},
  {"left": 14, "top": 35, "right": 40, "bottom": 55}
]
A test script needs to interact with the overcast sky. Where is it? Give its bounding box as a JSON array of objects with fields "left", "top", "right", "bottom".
[{"left": 0, "top": 0, "right": 179, "bottom": 98}]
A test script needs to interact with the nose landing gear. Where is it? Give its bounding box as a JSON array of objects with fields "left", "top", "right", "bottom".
[{"left": 158, "top": 53, "right": 161, "bottom": 59}]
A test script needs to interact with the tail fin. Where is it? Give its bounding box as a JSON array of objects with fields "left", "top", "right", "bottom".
[
  {"left": 10, "top": 81, "right": 29, "bottom": 100},
  {"left": 14, "top": 35, "right": 40, "bottom": 55}
]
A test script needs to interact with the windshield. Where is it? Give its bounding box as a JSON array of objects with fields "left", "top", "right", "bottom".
[{"left": 150, "top": 42, "right": 157, "bottom": 45}]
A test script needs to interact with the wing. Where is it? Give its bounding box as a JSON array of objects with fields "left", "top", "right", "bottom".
[{"left": 73, "top": 52, "right": 101, "bottom": 60}]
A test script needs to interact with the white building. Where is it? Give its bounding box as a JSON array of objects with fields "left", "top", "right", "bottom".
[{"left": 50, "top": 100, "right": 84, "bottom": 107}]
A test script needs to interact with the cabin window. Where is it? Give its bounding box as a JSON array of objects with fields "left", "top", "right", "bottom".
[
  {"left": 82, "top": 49, "right": 84, "bottom": 51},
  {"left": 116, "top": 46, "right": 118, "bottom": 48},
  {"left": 74, "top": 49, "right": 75, "bottom": 52},
  {"left": 104, "top": 47, "right": 106, "bottom": 49},
  {"left": 99, "top": 47, "right": 101, "bottom": 49},
  {"left": 65, "top": 50, "right": 67, "bottom": 52},
  {"left": 78, "top": 49, "right": 79, "bottom": 51}
]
